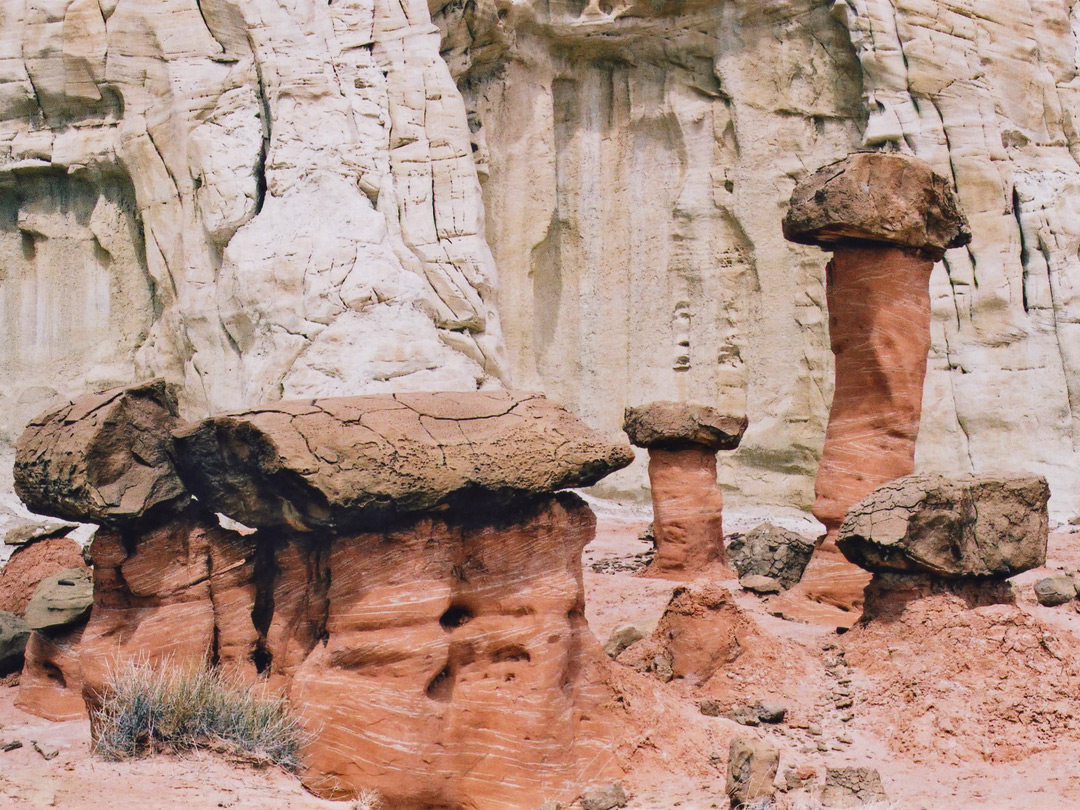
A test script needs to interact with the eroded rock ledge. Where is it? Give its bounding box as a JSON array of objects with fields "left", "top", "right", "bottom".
[{"left": 13, "top": 382, "right": 633, "bottom": 809}]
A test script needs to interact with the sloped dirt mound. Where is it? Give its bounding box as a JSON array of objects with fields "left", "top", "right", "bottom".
[{"left": 842, "top": 578, "right": 1080, "bottom": 766}]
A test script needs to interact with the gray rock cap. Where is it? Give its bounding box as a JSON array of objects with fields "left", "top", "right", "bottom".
[
  {"left": 622, "top": 401, "right": 747, "bottom": 451},
  {"left": 837, "top": 473, "right": 1049, "bottom": 578},
  {"left": 783, "top": 152, "right": 971, "bottom": 258}
]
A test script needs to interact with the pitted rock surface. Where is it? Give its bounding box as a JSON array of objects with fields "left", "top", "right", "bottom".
[
  {"left": 837, "top": 474, "right": 1049, "bottom": 577},
  {"left": 783, "top": 152, "right": 971, "bottom": 257},
  {"left": 14, "top": 380, "right": 189, "bottom": 527},
  {"left": 728, "top": 523, "right": 815, "bottom": 590},
  {"left": 172, "top": 391, "right": 634, "bottom": 531},
  {"left": 622, "top": 401, "right": 746, "bottom": 451}
]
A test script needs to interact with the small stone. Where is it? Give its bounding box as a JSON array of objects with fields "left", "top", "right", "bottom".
[
  {"left": 726, "top": 704, "right": 761, "bottom": 727},
  {"left": 821, "top": 767, "right": 888, "bottom": 808},
  {"left": 30, "top": 740, "right": 58, "bottom": 761},
  {"left": 807, "top": 723, "right": 822, "bottom": 736},
  {"left": 739, "top": 574, "right": 782, "bottom": 594},
  {"left": 602, "top": 624, "right": 646, "bottom": 658},
  {"left": 840, "top": 713, "right": 854, "bottom": 723},
  {"left": 835, "top": 697, "right": 853, "bottom": 709},
  {"left": 782, "top": 765, "right": 817, "bottom": 792},
  {"left": 1034, "top": 576, "right": 1077, "bottom": 607},
  {"left": 580, "top": 782, "right": 628, "bottom": 810},
  {"left": 754, "top": 700, "right": 787, "bottom": 724},
  {"left": 652, "top": 656, "right": 674, "bottom": 683},
  {"left": 2, "top": 740, "right": 22, "bottom": 752},
  {"left": 837, "top": 734, "right": 853, "bottom": 744},
  {"left": 699, "top": 699, "right": 722, "bottom": 717},
  {"left": 23, "top": 570, "right": 93, "bottom": 631},
  {"left": 726, "top": 737, "right": 779, "bottom": 808}
]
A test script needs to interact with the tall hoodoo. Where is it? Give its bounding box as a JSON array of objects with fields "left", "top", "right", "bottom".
[{"left": 783, "top": 152, "right": 971, "bottom": 547}]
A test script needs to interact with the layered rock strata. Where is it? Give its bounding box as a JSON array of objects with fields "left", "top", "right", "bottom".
[
  {"left": 14, "top": 383, "right": 633, "bottom": 809},
  {"left": 622, "top": 402, "right": 745, "bottom": 577}
]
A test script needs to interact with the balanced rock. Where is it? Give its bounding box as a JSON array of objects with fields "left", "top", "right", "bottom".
[
  {"left": 728, "top": 523, "right": 815, "bottom": 590},
  {"left": 14, "top": 380, "right": 189, "bottom": 527},
  {"left": 623, "top": 401, "right": 747, "bottom": 451},
  {"left": 173, "top": 391, "right": 633, "bottom": 531},
  {"left": 783, "top": 152, "right": 971, "bottom": 256},
  {"left": 837, "top": 474, "right": 1049, "bottom": 577},
  {"left": 0, "top": 611, "right": 29, "bottom": 673},
  {"left": 622, "top": 402, "right": 745, "bottom": 577},
  {"left": 24, "top": 569, "right": 93, "bottom": 630}
]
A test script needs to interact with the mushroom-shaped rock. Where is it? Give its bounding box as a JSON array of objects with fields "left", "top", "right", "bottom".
[
  {"left": 783, "top": 152, "right": 971, "bottom": 257},
  {"left": 837, "top": 474, "right": 1049, "bottom": 577},
  {"left": 172, "top": 391, "right": 634, "bottom": 531},
  {"left": 623, "top": 402, "right": 745, "bottom": 578},
  {"left": 14, "top": 380, "right": 190, "bottom": 527},
  {"left": 783, "top": 152, "right": 969, "bottom": 609}
]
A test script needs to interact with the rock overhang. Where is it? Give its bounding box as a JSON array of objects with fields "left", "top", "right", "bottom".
[
  {"left": 171, "top": 390, "right": 635, "bottom": 532},
  {"left": 783, "top": 151, "right": 972, "bottom": 258}
]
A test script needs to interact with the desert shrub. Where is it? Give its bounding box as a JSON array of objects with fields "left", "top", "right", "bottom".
[{"left": 91, "top": 659, "right": 307, "bottom": 770}]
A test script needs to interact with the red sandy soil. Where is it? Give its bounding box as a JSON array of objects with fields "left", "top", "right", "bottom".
[{"left": 4, "top": 501, "right": 1080, "bottom": 809}]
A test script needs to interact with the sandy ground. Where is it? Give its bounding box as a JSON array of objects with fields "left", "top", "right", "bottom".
[{"left": 3, "top": 500, "right": 1080, "bottom": 809}]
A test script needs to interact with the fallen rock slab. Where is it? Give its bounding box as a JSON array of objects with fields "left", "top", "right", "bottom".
[
  {"left": 14, "top": 380, "right": 189, "bottom": 527},
  {"left": 821, "top": 766, "right": 887, "bottom": 808},
  {"left": 837, "top": 474, "right": 1049, "bottom": 577},
  {"left": 173, "top": 391, "right": 634, "bottom": 531},
  {"left": 4, "top": 520, "right": 78, "bottom": 547}
]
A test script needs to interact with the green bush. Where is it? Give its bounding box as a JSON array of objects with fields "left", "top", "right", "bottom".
[{"left": 91, "top": 659, "right": 307, "bottom": 771}]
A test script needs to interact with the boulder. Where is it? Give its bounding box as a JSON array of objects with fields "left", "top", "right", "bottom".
[
  {"left": 782, "top": 151, "right": 971, "bottom": 258},
  {"left": 0, "top": 536, "right": 88, "bottom": 615},
  {"left": 173, "top": 391, "right": 634, "bottom": 531},
  {"left": 738, "top": 574, "right": 782, "bottom": 594},
  {"left": 14, "top": 380, "right": 190, "bottom": 527},
  {"left": 24, "top": 569, "right": 93, "bottom": 630},
  {"left": 837, "top": 474, "right": 1049, "bottom": 577},
  {"left": 580, "top": 782, "right": 628, "bottom": 810},
  {"left": 0, "top": 610, "right": 29, "bottom": 673},
  {"left": 622, "top": 401, "right": 747, "bottom": 451},
  {"left": 1034, "top": 575, "right": 1077, "bottom": 607},
  {"left": 726, "top": 736, "right": 778, "bottom": 807},
  {"left": 601, "top": 624, "right": 646, "bottom": 659},
  {"left": 728, "top": 523, "right": 815, "bottom": 589}
]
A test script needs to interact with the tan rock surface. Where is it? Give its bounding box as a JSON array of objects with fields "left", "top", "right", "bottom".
[
  {"left": 14, "top": 380, "right": 189, "bottom": 527},
  {"left": 172, "top": 391, "right": 634, "bottom": 531}
]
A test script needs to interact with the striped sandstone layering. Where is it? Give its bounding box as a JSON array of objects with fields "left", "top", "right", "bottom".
[
  {"left": 782, "top": 152, "right": 970, "bottom": 611},
  {"left": 14, "top": 384, "right": 635, "bottom": 809}
]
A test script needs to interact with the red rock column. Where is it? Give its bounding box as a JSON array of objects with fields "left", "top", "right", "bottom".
[
  {"left": 623, "top": 401, "right": 747, "bottom": 579},
  {"left": 783, "top": 152, "right": 971, "bottom": 545},
  {"left": 814, "top": 245, "right": 935, "bottom": 535}
]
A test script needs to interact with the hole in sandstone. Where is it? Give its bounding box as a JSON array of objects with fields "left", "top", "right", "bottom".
[
  {"left": 42, "top": 662, "right": 66, "bottom": 687},
  {"left": 252, "top": 648, "right": 272, "bottom": 674},
  {"left": 426, "top": 665, "right": 454, "bottom": 702},
  {"left": 440, "top": 605, "right": 472, "bottom": 629},
  {"left": 492, "top": 644, "right": 530, "bottom": 663}
]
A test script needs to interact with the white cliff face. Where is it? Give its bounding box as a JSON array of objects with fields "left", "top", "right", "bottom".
[
  {"left": 0, "top": 0, "right": 506, "bottom": 447},
  {"left": 4, "top": 0, "right": 1080, "bottom": 519},
  {"left": 435, "top": 0, "right": 1080, "bottom": 519}
]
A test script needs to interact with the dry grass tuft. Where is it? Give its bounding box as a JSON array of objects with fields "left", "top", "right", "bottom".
[{"left": 91, "top": 659, "right": 307, "bottom": 771}]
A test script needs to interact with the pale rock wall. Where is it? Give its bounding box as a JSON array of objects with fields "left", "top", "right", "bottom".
[
  {"left": 436, "top": 0, "right": 1080, "bottom": 519},
  {"left": 5, "top": 1, "right": 1080, "bottom": 520},
  {"left": 0, "top": 0, "right": 506, "bottom": 451}
]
